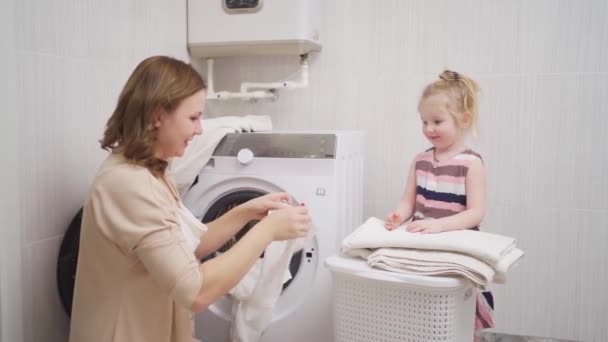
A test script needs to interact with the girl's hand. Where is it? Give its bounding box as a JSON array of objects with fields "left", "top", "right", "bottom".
[
  {"left": 240, "top": 192, "right": 293, "bottom": 221},
  {"left": 405, "top": 219, "right": 444, "bottom": 234},
  {"left": 384, "top": 212, "right": 403, "bottom": 230}
]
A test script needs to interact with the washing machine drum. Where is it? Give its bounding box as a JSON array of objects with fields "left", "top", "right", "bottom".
[
  {"left": 190, "top": 186, "right": 318, "bottom": 325},
  {"left": 57, "top": 207, "right": 83, "bottom": 317},
  {"left": 200, "top": 189, "right": 302, "bottom": 290}
]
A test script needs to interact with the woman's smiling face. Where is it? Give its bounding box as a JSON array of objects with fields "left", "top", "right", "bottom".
[{"left": 153, "top": 90, "right": 205, "bottom": 160}]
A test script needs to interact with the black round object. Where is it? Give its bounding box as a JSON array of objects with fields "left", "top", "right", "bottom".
[
  {"left": 57, "top": 207, "right": 83, "bottom": 317},
  {"left": 201, "top": 189, "right": 268, "bottom": 256}
]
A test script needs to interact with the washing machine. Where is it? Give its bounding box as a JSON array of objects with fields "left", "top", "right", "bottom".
[{"left": 182, "top": 131, "right": 364, "bottom": 342}]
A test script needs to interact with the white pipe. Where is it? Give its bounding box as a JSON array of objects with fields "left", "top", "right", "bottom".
[
  {"left": 240, "top": 54, "right": 309, "bottom": 93},
  {"left": 211, "top": 90, "right": 277, "bottom": 101},
  {"left": 206, "top": 58, "right": 216, "bottom": 94},
  {"left": 205, "top": 54, "right": 310, "bottom": 102},
  {"left": 206, "top": 57, "right": 277, "bottom": 101}
]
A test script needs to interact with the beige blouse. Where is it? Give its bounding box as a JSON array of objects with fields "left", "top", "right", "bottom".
[{"left": 69, "top": 153, "right": 204, "bottom": 342}]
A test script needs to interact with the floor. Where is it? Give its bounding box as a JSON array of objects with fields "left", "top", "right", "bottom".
[{"left": 479, "top": 332, "right": 579, "bottom": 342}]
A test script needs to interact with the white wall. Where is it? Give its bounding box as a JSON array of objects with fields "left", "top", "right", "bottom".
[
  {"left": 12, "top": 0, "right": 190, "bottom": 341},
  {"left": 196, "top": 1, "right": 608, "bottom": 341},
  {"left": 7, "top": 0, "right": 608, "bottom": 341},
  {"left": 1, "top": 0, "right": 24, "bottom": 340}
]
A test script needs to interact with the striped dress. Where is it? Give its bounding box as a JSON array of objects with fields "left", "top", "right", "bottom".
[{"left": 413, "top": 147, "right": 495, "bottom": 330}]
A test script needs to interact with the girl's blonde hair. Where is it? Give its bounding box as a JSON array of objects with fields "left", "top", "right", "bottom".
[
  {"left": 420, "top": 70, "right": 480, "bottom": 136},
  {"left": 100, "top": 56, "right": 206, "bottom": 176}
]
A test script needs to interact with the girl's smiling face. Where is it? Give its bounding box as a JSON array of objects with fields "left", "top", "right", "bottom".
[{"left": 418, "top": 94, "right": 464, "bottom": 152}]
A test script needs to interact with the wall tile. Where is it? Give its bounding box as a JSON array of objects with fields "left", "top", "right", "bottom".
[
  {"left": 131, "top": 0, "right": 188, "bottom": 60},
  {"left": 526, "top": 74, "right": 608, "bottom": 210},
  {"left": 574, "top": 211, "right": 608, "bottom": 341},
  {"left": 476, "top": 75, "right": 535, "bottom": 207},
  {"left": 15, "top": 1, "right": 190, "bottom": 341},
  {"left": 23, "top": 237, "right": 70, "bottom": 342},
  {"left": 488, "top": 205, "right": 569, "bottom": 339},
  {"left": 21, "top": 246, "right": 34, "bottom": 342},
  {"left": 527, "top": 0, "right": 608, "bottom": 73},
  {"left": 18, "top": 52, "right": 63, "bottom": 243},
  {"left": 15, "top": 0, "right": 56, "bottom": 54},
  {"left": 53, "top": 0, "right": 138, "bottom": 60}
]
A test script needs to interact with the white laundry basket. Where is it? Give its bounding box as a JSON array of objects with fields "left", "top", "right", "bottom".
[{"left": 325, "top": 256, "right": 476, "bottom": 342}]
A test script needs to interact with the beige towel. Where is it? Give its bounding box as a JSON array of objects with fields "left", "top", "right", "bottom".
[
  {"left": 365, "top": 246, "right": 523, "bottom": 285},
  {"left": 366, "top": 248, "right": 495, "bottom": 288}
]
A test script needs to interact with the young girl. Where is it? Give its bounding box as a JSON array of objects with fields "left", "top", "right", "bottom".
[{"left": 384, "top": 70, "right": 494, "bottom": 339}]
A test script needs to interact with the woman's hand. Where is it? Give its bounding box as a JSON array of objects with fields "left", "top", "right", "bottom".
[
  {"left": 405, "top": 219, "right": 444, "bottom": 234},
  {"left": 384, "top": 212, "right": 404, "bottom": 230},
  {"left": 239, "top": 192, "right": 293, "bottom": 221},
  {"left": 259, "top": 205, "right": 312, "bottom": 241}
]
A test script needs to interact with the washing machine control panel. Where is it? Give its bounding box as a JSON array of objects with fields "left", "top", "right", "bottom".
[{"left": 213, "top": 133, "right": 337, "bottom": 159}]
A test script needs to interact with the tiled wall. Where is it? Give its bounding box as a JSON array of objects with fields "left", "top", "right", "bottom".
[
  {"left": 5, "top": 0, "right": 607, "bottom": 341},
  {"left": 1, "top": 0, "right": 23, "bottom": 341},
  {"left": 12, "top": 0, "right": 189, "bottom": 341},
  {"left": 197, "top": 1, "right": 608, "bottom": 341}
]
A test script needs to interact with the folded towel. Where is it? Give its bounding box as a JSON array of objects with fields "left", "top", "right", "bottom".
[
  {"left": 169, "top": 115, "right": 272, "bottom": 196},
  {"left": 364, "top": 247, "right": 495, "bottom": 288},
  {"left": 342, "top": 217, "right": 518, "bottom": 266},
  {"left": 342, "top": 217, "right": 524, "bottom": 286},
  {"left": 493, "top": 247, "right": 525, "bottom": 283}
]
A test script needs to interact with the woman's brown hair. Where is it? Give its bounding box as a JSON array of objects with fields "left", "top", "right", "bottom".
[{"left": 100, "top": 56, "right": 206, "bottom": 175}]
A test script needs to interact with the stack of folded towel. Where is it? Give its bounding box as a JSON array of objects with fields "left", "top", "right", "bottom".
[{"left": 341, "top": 217, "right": 524, "bottom": 289}]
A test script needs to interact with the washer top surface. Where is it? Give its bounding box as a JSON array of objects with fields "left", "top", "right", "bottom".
[{"left": 213, "top": 132, "right": 337, "bottom": 159}]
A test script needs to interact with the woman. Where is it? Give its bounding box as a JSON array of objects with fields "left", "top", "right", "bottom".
[{"left": 69, "top": 56, "right": 311, "bottom": 342}]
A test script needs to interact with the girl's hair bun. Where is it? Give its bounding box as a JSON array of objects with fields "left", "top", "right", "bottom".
[{"left": 439, "top": 70, "right": 460, "bottom": 82}]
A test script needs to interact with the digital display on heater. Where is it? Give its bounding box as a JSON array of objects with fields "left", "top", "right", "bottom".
[{"left": 224, "top": 0, "right": 260, "bottom": 10}]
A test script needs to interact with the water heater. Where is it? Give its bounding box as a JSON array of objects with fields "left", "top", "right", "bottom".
[{"left": 187, "top": 0, "right": 322, "bottom": 57}]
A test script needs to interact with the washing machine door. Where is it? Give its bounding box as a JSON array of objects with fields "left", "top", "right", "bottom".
[
  {"left": 57, "top": 207, "right": 83, "bottom": 317},
  {"left": 183, "top": 177, "right": 319, "bottom": 324}
]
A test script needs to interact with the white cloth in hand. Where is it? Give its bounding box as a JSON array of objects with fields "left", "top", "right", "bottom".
[{"left": 228, "top": 235, "right": 309, "bottom": 342}]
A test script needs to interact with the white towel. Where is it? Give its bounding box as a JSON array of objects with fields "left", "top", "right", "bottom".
[
  {"left": 229, "top": 234, "right": 312, "bottom": 342},
  {"left": 342, "top": 217, "right": 524, "bottom": 286},
  {"left": 342, "top": 217, "right": 518, "bottom": 266},
  {"left": 169, "top": 115, "right": 273, "bottom": 196},
  {"left": 176, "top": 201, "right": 311, "bottom": 342},
  {"left": 177, "top": 203, "right": 208, "bottom": 250},
  {"left": 493, "top": 247, "right": 525, "bottom": 283}
]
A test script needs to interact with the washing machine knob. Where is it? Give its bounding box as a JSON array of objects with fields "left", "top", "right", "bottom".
[{"left": 237, "top": 148, "right": 254, "bottom": 165}]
